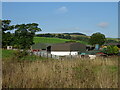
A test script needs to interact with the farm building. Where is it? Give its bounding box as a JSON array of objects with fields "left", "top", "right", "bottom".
[
  {"left": 49, "top": 42, "right": 86, "bottom": 56},
  {"left": 31, "top": 43, "right": 53, "bottom": 52},
  {"left": 86, "top": 45, "right": 95, "bottom": 51}
]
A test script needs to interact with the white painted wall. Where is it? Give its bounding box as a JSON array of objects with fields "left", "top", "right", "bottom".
[{"left": 51, "top": 51, "right": 78, "bottom": 56}]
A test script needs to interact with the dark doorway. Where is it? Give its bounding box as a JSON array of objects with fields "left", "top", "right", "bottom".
[
  {"left": 47, "top": 46, "right": 51, "bottom": 53},
  {"left": 86, "top": 46, "right": 91, "bottom": 51},
  {"left": 86, "top": 46, "right": 95, "bottom": 51},
  {"left": 117, "top": 45, "right": 120, "bottom": 48}
]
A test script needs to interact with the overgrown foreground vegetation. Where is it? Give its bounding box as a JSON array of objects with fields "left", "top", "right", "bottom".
[{"left": 2, "top": 56, "right": 118, "bottom": 88}]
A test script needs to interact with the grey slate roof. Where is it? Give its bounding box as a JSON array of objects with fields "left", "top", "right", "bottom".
[
  {"left": 32, "top": 43, "right": 53, "bottom": 50},
  {"left": 51, "top": 42, "right": 86, "bottom": 52}
]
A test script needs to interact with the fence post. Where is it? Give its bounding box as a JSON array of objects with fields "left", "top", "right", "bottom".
[
  {"left": 70, "top": 55, "right": 72, "bottom": 59},
  {"left": 51, "top": 54, "right": 52, "bottom": 58},
  {"left": 37, "top": 51, "right": 39, "bottom": 56},
  {"left": 55, "top": 55, "right": 56, "bottom": 59},
  {"left": 47, "top": 53, "right": 48, "bottom": 58},
  {"left": 39, "top": 52, "right": 41, "bottom": 57}
]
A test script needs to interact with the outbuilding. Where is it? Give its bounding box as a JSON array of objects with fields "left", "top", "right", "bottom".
[
  {"left": 49, "top": 42, "right": 86, "bottom": 56},
  {"left": 31, "top": 43, "right": 53, "bottom": 52}
]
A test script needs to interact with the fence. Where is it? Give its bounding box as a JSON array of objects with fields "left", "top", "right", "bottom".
[
  {"left": 30, "top": 51, "right": 87, "bottom": 60},
  {"left": 30, "top": 51, "right": 107, "bottom": 60},
  {"left": 31, "top": 51, "right": 60, "bottom": 59}
]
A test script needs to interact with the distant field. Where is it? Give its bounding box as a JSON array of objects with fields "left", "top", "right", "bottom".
[
  {"left": 34, "top": 37, "right": 88, "bottom": 45},
  {"left": 106, "top": 38, "right": 119, "bottom": 41},
  {"left": 70, "top": 34, "right": 90, "bottom": 38}
]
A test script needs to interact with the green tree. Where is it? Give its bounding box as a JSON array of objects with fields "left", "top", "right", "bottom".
[
  {"left": 89, "top": 32, "right": 106, "bottom": 46},
  {"left": 14, "top": 23, "right": 41, "bottom": 49},
  {"left": 2, "top": 20, "right": 14, "bottom": 48}
]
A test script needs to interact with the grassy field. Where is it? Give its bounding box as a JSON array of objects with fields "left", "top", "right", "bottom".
[
  {"left": 2, "top": 50, "right": 118, "bottom": 88},
  {"left": 2, "top": 49, "right": 50, "bottom": 61},
  {"left": 33, "top": 36, "right": 118, "bottom": 46},
  {"left": 106, "top": 38, "right": 119, "bottom": 42},
  {"left": 33, "top": 37, "right": 88, "bottom": 45},
  {"left": 2, "top": 49, "right": 15, "bottom": 59}
]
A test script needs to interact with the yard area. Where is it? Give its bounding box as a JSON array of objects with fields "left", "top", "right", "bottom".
[{"left": 2, "top": 50, "right": 118, "bottom": 88}]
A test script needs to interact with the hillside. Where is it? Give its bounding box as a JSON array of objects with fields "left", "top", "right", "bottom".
[
  {"left": 33, "top": 37, "right": 88, "bottom": 45},
  {"left": 35, "top": 33, "right": 118, "bottom": 44},
  {"left": 106, "top": 38, "right": 119, "bottom": 42}
]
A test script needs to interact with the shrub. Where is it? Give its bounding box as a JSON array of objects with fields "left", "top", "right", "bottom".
[
  {"left": 106, "top": 45, "right": 119, "bottom": 55},
  {"left": 113, "top": 46, "right": 119, "bottom": 54},
  {"left": 102, "top": 48, "right": 107, "bottom": 54},
  {"left": 13, "top": 50, "right": 28, "bottom": 60}
]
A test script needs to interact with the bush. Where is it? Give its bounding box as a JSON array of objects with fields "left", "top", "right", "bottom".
[
  {"left": 13, "top": 50, "right": 28, "bottom": 60},
  {"left": 113, "top": 46, "right": 119, "bottom": 54},
  {"left": 106, "top": 45, "right": 119, "bottom": 55},
  {"left": 102, "top": 48, "right": 107, "bottom": 54}
]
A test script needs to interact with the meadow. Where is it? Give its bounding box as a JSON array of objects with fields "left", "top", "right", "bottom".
[
  {"left": 2, "top": 49, "right": 15, "bottom": 59},
  {"left": 2, "top": 50, "right": 118, "bottom": 88},
  {"left": 33, "top": 37, "right": 88, "bottom": 45}
]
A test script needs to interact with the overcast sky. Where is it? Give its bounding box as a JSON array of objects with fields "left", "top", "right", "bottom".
[{"left": 2, "top": 2, "right": 118, "bottom": 38}]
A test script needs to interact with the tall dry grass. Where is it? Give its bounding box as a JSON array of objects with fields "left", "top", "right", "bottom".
[{"left": 2, "top": 56, "right": 118, "bottom": 88}]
